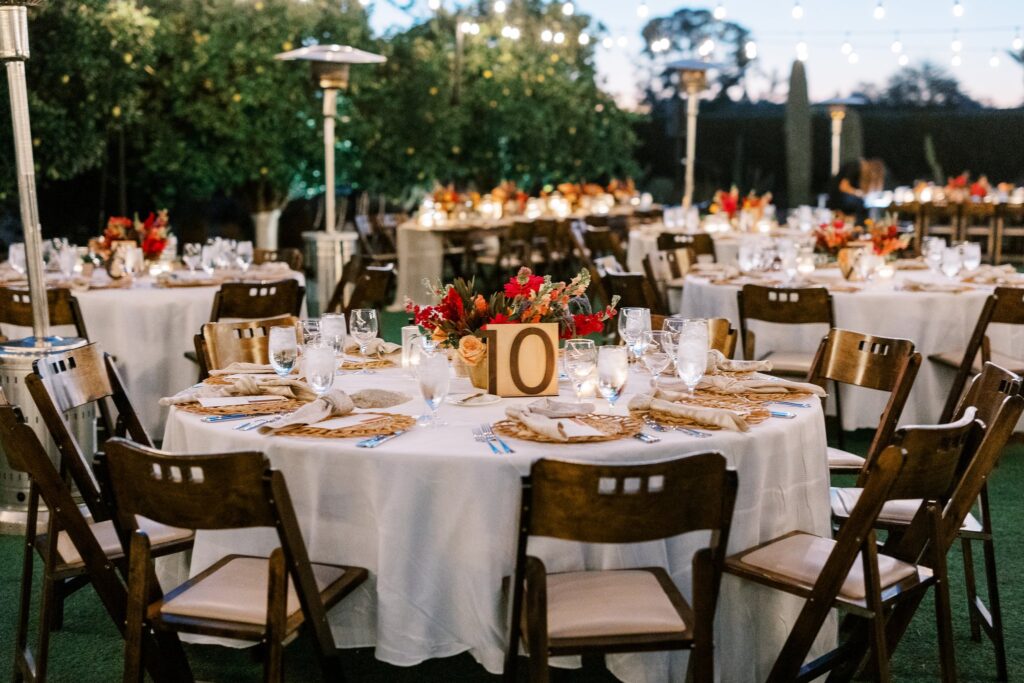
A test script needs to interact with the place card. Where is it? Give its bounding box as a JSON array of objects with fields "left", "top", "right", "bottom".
[
  {"left": 196, "top": 395, "right": 285, "bottom": 408},
  {"left": 314, "top": 414, "right": 387, "bottom": 430}
]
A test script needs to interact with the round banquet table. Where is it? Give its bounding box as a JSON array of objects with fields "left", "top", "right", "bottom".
[
  {"left": 161, "top": 364, "right": 834, "bottom": 682},
  {"left": 679, "top": 269, "right": 1019, "bottom": 429},
  {"left": 0, "top": 266, "right": 303, "bottom": 436}
]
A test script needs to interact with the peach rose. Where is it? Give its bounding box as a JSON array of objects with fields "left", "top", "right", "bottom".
[{"left": 458, "top": 335, "right": 486, "bottom": 367}]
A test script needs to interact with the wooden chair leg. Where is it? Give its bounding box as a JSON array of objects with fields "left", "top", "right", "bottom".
[
  {"left": 960, "top": 537, "right": 981, "bottom": 641},
  {"left": 933, "top": 546, "right": 958, "bottom": 682},
  {"left": 981, "top": 534, "right": 1008, "bottom": 681},
  {"left": 264, "top": 549, "right": 288, "bottom": 683},
  {"left": 35, "top": 570, "right": 58, "bottom": 683},
  {"left": 862, "top": 533, "right": 891, "bottom": 681},
  {"left": 833, "top": 379, "right": 845, "bottom": 452},
  {"left": 123, "top": 533, "right": 151, "bottom": 683},
  {"left": 14, "top": 488, "right": 38, "bottom": 683}
]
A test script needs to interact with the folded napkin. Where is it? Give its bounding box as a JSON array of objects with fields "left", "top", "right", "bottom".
[
  {"left": 344, "top": 338, "right": 401, "bottom": 358},
  {"left": 961, "top": 264, "right": 1021, "bottom": 284},
  {"left": 706, "top": 349, "right": 772, "bottom": 374},
  {"left": 900, "top": 279, "right": 971, "bottom": 294},
  {"left": 208, "top": 362, "right": 276, "bottom": 377},
  {"left": 505, "top": 399, "right": 596, "bottom": 442},
  {"left": 259, "top": 388, "right": 411, "bottom": 433},
  {"left": 694, "top": 374, "right": 827, "bottom": 397},
  {"left": 628, "top": 394, "right": 749, "bottom": 432},
  {"left": 894, "top": 258, "right": 930, "bottom": 271},
  {"left": 160, "top": 375, "right": 317, "bottom": 406}
]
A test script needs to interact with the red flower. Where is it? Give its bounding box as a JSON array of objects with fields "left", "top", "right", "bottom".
[
  {"left": 141, "top": 234, "right": 167, "bottom": 259},
  {"left": 969, "top": 182, "right": 988, "bottom": 198},
  {"left": 406, "top": 303, "right": 441, "bottom": 330},
  {"left": 572, "top": 313, "right": 604, "bottom": 337},
  {"left": 438, "top": 286, "right": 465, "bottom": 321},
  {"left": 504, "top": 272, "right": 544, "bottom": 298},
  {"left": 485, "top": 313, "right": 512, "bottom": 327}
]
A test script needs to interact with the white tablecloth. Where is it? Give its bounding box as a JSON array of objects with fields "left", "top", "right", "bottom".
[
  {"left": 679, "top": 270, "right": 1018, "bottom": 429},
  {"left": 162, "top": 365, "right": 833, "bottom": 682}
]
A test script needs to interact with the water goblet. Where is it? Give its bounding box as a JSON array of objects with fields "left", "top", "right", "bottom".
[
  {"left": 320, "top": 313, "right": 347, "bottom": 355},
  {"left": 618, "top": 307, "right": 650, "bottom": 360},
  {"left": 923, "top": 237, "right": 944, "bottom": 273},
  {"left": 268, "top": 326, "right": 298, "bottom": 378},
  {"left": 564, "top": 338, "right": 597, "bottom": 399},
  {"left": 960, "top": 242, "right": 982, "bottom": 272},
  {"left": 640, "top": 331, "right": 672, "bottom": 391},
  {"left": 417, "top": 350, "right": 450, "bottom": 427},
  {"left": 675, "top": 318, "right": 709, "bottom": 396},
  {"left": 8, "top": 243, "right": 25, "bottom": 275},
  {"left": 940, "top": 247, "right": 962, "bottom": 280},
  {"left": 304, "top": 343, "right": 337, "bottom": 396},
  {"left": 350, "top": 309, "right": 379, "bottom": 355},
  {"left": 183, "top": 243, "right": 202, "bottom": 274},
  {"left": 597, "top": 345, "right": 629, "bottom": 408},
  {"left": 200, "top": 245, "right": 216, "bottom": 276},
  {"left": 236, "top": 240, "right": 254, "bottom": 273}
]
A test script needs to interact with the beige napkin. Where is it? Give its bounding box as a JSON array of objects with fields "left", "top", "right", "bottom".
[
  {"left": 628, "top": 394, "right": 749, "bottom": 432},
  {"left": 706, "top": 349, "right": 772, "bottom": 374},
  {"left": 344, "top": 338, "right": 401, "bottom": 358},
  {"left": 961, "top": 265, "right": 1021, "bottom": 284},
  {"left": 160, "top": 375, "right": 317, "bottom": 406},
  {"left": 208, "top": 362, "right": 276, "bottom": 377},
  {"left": 259, "top": 388, "right": 412, "bottom": 433},
  {"left": 894, "top": 258, "right": 930, "bottom": 271},
  {"left": 900, "top": 279, "right": 971, "bottom": 294},
  {"left": 505, "top": 399, "right": 596, "bottom": 442},
  {"left": 691, "top": 374, "right": 827, "bottom": 397}
]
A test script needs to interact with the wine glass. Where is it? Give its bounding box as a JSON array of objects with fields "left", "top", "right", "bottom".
[
  {"left": 200, "top": 245, "right": 216, "bottom": 276},
  {"left": 597, "top": 345, "right": 629, "bottom": 408},
  {"left": 320, "top": 313, "right": 347, "bottom": 355},
  {"left": 416, "top": 350, "right": 450, "bottom": 427},
  {"left": 300, "top": 319, "right": 321, "bottom": 347},
  {"left": 350, "top": 309, "right": 379, "bottom": 355},
  {"left": 923, "top": 237, "right": 944, "bottom": 273},
  {"left": 960, "top": 242, "right": 982, "bottom": 272},
  {"left": 236, "top": 240, "right": 254, "bottom": 273},
  {"left": 640, "top": 331, "right": 672, "bottom": 391},
  {"left": 618, "top": 307, "right": 650, "bottom": 360},
  {"left": 183, "top": 243, "right": 202, "bottom": 274},
  {"left": 564, "top": 338, "right": 597, "bottom": 399},
  {"left": 57, "top": 244, "right": 77, "bottom": 279},
  {"left": 304, "top": 343, "right": 337, "bottom": 396},
  {"left": 268, "top": 326, "right": 298, "bottom": 378},
  {"left": 940, "top": 247, "right": 962, "bottom": 279},
  {"left": 675, "top": 318, "right": 709, "bottom": 396},
  {"left": 8, "top": 243, "right": 25, "bottom": 275}
]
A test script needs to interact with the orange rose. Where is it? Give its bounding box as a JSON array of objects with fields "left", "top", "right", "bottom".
[
  {"left": 474, "top": 294, "right": 488, "bottom": 314},
  {"left": 458, "top": 335, "right": 486, "bottom": 366}
]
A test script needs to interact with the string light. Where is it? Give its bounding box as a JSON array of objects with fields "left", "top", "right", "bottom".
[
  {"left": 791, "top": 1, "right": 803, "bottom": 20},
  {"left": 951, "top": 53, "right": 962, "bottom": 67},
  {"left": 1013, "top": 27, "right": 1023, "bottom": 51},
  {"left": 617, "top": 35, "right": 629, "bottom": 48},
  {"left": 713, "top": 2, "right": 727, "bottom": 20},
  {"left": 578, "top": 33, "right": 590, "bottom": 45},
  {"left": 651, "top": 37, "right": 671, "bottom": 52},
  {"left": 458, "top": 21, "right": 480, "bottom": 35},
  {"left": 951, "top": 30, "right": 962, "bottom": 52},
  {"left": 890, "top": 32, "right": 902, "bottom": 53},
  {"left": 873, "top": 0, "right": 885, "bottom": 20},
  {"left": 541, "top": 29, "right": 552, "bottom": 42},
  {"left": 898, "top": 53, "right": 909, "bottom": 66},
  {"left": 561, "top": 1, "right": 574, "bottom": 16},
  {"left": 952, "top": 0, "right": 964, "bottom": 18},
  {"left": 990, "top": 50, "right": 1000, "bottom": 67},
  {"left": 500, "top": 25, "right": 520, "bottom": 39},
  {"left": 493, "top": 0, "right": 506, "bottom": 13},
  {"left": 744, "top": 40, "right": 757, "bottom": 60},
  {"left": 427, "top": 0, "right": 441, "bottom": 10},
  {"left": 636, "top": 2, "right": 649, "bottom": 19},
  {"left": 795, "top": 39, "right": 808, "bottom": 61},
  {"left": 601, "top": 36, "right": 614, "bottom": 49},
  {"left": 841, "top": 33, "right": 853, "bottom": 55},
  {"left": 553, "top": 31, "right": 565, "bottom": 44},
  {"left": 698, "top": 37, "right": 715, "bottom": 56},
  {"left": 848, "top": 52, "right": 859, "bottom": 64}
]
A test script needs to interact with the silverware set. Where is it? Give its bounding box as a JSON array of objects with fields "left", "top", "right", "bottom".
[
  {"left": 473, "top": 423, "right": 514, "bottom": 454},
  {"left": 642, "top": 415, "right": 712, "bottom": 439},
  {"left": 356, "top": 430, "right": 408, "bottom": 448}
]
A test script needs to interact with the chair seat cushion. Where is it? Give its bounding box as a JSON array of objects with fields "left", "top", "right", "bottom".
[
  {"left": 929, "top": 350, "right": 1024, "bottom": 374},
  {"left": 160, "top": 556, "right": 345, "bottom": 626},
  {"left": 56, "top": 517, "right": 193, "bottom": 568},
  {"left": 739, "top": 532, "right": 920, "bottom": 601},
  {"left": 831, "top": 487, "right": 982, "bottom": 533},
  {"left": 760, "top": 350, "right": 814, "bottom": 376},
  {"left": 546, "top": 570, "right": 688, "bottom": 639},
  {"left": 827, "top": 447, "right": 866, "bottom": 470}
]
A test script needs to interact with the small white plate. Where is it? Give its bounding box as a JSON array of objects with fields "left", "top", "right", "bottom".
[{"left": 446, "top": 393, "right": 501, "bottom": 407}]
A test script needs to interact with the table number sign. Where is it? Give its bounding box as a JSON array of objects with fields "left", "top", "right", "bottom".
[{"left": 476, "top": 323, "right": 559, "bottom": 397}]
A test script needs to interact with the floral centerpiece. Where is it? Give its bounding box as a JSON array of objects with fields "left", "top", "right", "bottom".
[
  {"left": 94, "top": 210, "right": 171, "bottom": 261},
  {"left": 406, "top": 267, "right": 618, "bottom": 374},
  {"left": 865, "top": 217, "right": 912, "bottom": 257},
  {"left": 814, "top": 217, "right": 860, "bottom": 256}
]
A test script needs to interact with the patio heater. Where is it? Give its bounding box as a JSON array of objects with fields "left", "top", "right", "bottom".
[
  {"left": 821, "top": 96, "right": 866, "bottom": 176},
  {"left": 669, "top": 59, "right": 711, "bottom": 210},
  {"left": 0, "top": 0, "right": 90, "bottom": 526},
  {"left": 276, "top": 44, "right": 385, "bottom": 315}
]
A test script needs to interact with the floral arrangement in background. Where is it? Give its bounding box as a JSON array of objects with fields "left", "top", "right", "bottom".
[
  {"left": 607, "top": 178, "right": 637, "bottom": 203},
  {"left": 969, "top": 175, "right": 991, "bottom": 198},
  {"left": 708, "top": 187, "right": 740, "bottom": 218},
  {"left": 96, "top": 209, "right": 171, "bottom": 260},
  {"left": 865, "top": 217, "right": 912, "bottom": 257},
  {"left": 814, "top": 217, "right": 859, "bottom": 255},
  {"left": 406, "top": 267, "right": 618, "bottom": 366}
]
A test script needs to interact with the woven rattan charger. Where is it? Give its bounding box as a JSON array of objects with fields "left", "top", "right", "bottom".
[
  {"left": 492, "top": 414, "right": 642, "bottom": 444},
  {"left": 271, "top": 413, "right": 416, "bottom": 438}
]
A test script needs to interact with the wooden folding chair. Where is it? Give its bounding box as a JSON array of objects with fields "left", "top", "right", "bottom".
[
  {"left": 353, "top": 214, "right": 397, "bottom": 265},
  {"left": 652, "top": 316, "right": 737, "bottom": 359},
  {"left": 807, "top": 329, "right": 921, "bottom": 471},
  {"left": 923, "top": 201, "right": 961, "bottom": 243},
  {"left": 961, "top": 201, "right": 997, "bottom": 262},
  {"left": 655, "top": 232, "right": 715, "bottom": 262},
  {"left": 0, "top": 392, "right": 190, "bottom": 683},
  {"left": 737, "top": 284, "right": 834, "bottom": 377},
  {"left": 198, "top": 316, "right": 300, "bottom": 373},
  {"left": 253, "top": 248, "right": 303, "bottom": 272},
  {"left": 931, "top": 286, "right": 1024, "bottom": 422},
  {"left": 643, "top": 249, "right": 691, "bottom": 314},
  {"left": 567, "top": 221, "right": 611, "bottom": 307},
  {"left": 993, "top": 203, "right": 1024, "bottom": 265},
  {"left": 326, "top": 262, "right": 395, "bottom": 316},
  {"left": 504, "top": 452, "right": 737, "bottom": 683},
  {"left": 604, "top": 272, "right": 667, "bottom": 315},
  {"left": 103, "top": 439, "right": 369, "bottom": 683},
  {"left": 0, "top": 286, "right": 89, "bottom": 341},
  {"left": 209, "top": 279, "right": 304, "bottom": 322},
  {"left": 727, "top": 411, "right": 981, "bottom": 682}
]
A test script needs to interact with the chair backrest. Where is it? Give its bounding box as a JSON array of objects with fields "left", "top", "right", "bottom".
[
  {"left": 209, "top": 279, "right": 304, "bottom": 322},
  {"left": 582, "top": 227, "right": 627, "bottom": 265},
  {"left": 604, "top": 272, "right": 665, "bottom": 314},
  {"left": 201, "top": 316, "right": 300, "bottom": 371},
  {"left": 737, "top": 284, "right": 833, "bottom": 360},
  {"left": 253, "top": 248, "right": 303, "bottom": 272},
  {"left": 335, "top": 263, "right": 395, "bottom": 316},
  {"left": 952, "top": 362, "right": 1022, "bottom": 426},
  {"left": 0, "top": 287, "right": 89, "bottom": 340},
  {"left": 354, "top": 214, "right": 378, "bottom": 257},
  {"left": 708, "top": 317, "right": 739, "bottom": 359},
  {"left": 656, "top": 232, "right": 715, "bottom": 260}
]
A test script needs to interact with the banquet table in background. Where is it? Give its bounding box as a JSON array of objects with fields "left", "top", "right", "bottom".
[
  {"left": 680, "top": 269, "right": 1017, "bottom": 429},
  {"left": 0, "top": 266, "right": 304, "bottom": 435},
  {"left": 162, "top": 365, "right": 834, "bottom": 682}
]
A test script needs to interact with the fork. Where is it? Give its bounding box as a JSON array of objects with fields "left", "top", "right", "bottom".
[
  {"left": 473, "top": 426, "right": 501, "bottom": 454},
  {"left": 481, "top": 423, "right": 515, "bottom": 454}
]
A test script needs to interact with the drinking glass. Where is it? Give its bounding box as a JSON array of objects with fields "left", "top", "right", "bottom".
[
  {"left": 923, "top": 238, "right": 944, "bottom": 273},
  {"left": 675, "top": 318, "right": 709, "bottom": 395},
  {"left": 320, "top": 313, "right": 347, "bottom": 354},
  {"left": 268, "top": 326, "right": 298, "bottom": 378},
  {"left": 618, "top": 307, "right": 650, "bottom": 360},
  {"left": 350, "top": 309, "right": 379, "bottom": 355},
  {"left": 8, "top": 243, "right": 25, "bottom": 274},
  {"left": 236, "top": 241, "right": 254, "bottom": 273},
  {"left": 416, "top": 350, "right": 450, "bottom": 427},
  {"left": 940, "top": 247, "right": 962, "bottom": 279},
  {"left": 661, "top": 316, "right": 686, "bottom": 371},
  {"left": 200, "top": 245, "right": 216, "bottom": 275},
  {"left": 778, "top": 240, "right": 798, "bottom": 282},
  {"left": 855, "top": 249, "right": 879, "bottom": 282},
  {"left": 304, "top": 344, "right": 337, "bottom": 396},
  {"left": 960, "top": 242, "right": 982, "bottom": 272},
  {"left": 597, "top": 345, "right": 629, "bottom": 408},
  {"left": 640, "top": 331, "right": 672, "bottom": 390},
  {"left": 737, "top": 243, "right": 757, "bottom": 273},
  {"left": 183, "top": 243, "right": 202, "bottom": 274},
  {"left": 300, "top": 319, "right": 321, "bottom": 347},
  {"left": 564, "top": 338, "right": 597, "bottom": 399},
  {"left": 57, "top": 244, "right": 77, "bottom": 279}
]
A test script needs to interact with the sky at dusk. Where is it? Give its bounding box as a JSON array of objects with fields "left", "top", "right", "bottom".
[{"left": 367, "top": 0, "right": 1024, "bottom": 109}]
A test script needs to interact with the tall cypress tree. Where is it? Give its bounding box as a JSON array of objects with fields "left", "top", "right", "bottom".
[{"left": 785, "top": 59, "right": 812, "bottom": 207}]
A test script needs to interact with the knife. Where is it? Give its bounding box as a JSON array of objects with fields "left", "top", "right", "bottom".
[
  {"left": 202, "top": 413, "right": 259, "bottom": 423},
  {"left": 769, "top": 410, "right": 796, "bottom": 419},
  {"left": 356, "top": 430, "right": 408, "bottom": 448}
]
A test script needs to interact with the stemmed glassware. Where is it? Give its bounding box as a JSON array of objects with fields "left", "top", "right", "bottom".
[
  {"left": 8, "top": 243, "right": 25, "bottom": 275},
  {"left": 640, "top": 331, "right": 672, "bottom": 391},
  {"left": 416, "top": 350, "right": 450, "bottom": 427},
  {"left": 940, "top": 246, "right": 962, "bottom": 279},
  {"left": 597, "top": 345, "right": 629, "bottom": 408},
  {"left": 268, "top": 326, "right": 298, "bottom": 378},
  {"left": 675, "top": 318, "right": 709, "bottom": 396},
  {"left": 617, "top": 307, "right": 650, "bottom": 360},
  {"left": 304, "top": 343, "right": 337, "bottom": 396},
  {"left": 183, "top": 243, "right": 202, "bottom": 274},
  {"left": 320, "top": 313, "right": 347, "bottom": 355},
  {"left": 200, "top": 245, "right": 216, "bottom": 276},
  {"left": 960, "top": 242, "right": 982, "bottom": 272},
  {"left": 236, "top": 241, "right": 254, "bottom": 273},
  {"left": 563, "top": 338, "right": 597, "bottom": 399},
  {"left": 349, "top": 309, "right": 378, "bottom": 355},
  {"left": 923, "top": 237, "right": 944, "bottom": 274}
]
